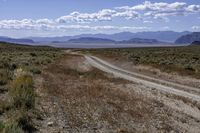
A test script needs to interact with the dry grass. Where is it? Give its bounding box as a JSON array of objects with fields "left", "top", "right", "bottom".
[
  {"left": 0, "top": 69, "right": 12, "bottom": 86},
  {"left": 9, "top": 75, "right": 35, "bottom": 109},
  {"left": 0, "top": 100, "right": 11, "bottom": 115},
  {"left": 85, "top": 46, "right": 200, "bottom": 78}
]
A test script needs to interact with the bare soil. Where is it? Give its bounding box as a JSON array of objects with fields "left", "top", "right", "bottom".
[{"left": 35, "top": 53, "right": 200, "bottom": 133}]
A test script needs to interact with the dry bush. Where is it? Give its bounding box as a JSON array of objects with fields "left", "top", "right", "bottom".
[
  {"left": 1, "top": 121, "right": 23, "bottom": 133},
  {"left": 0, "top": 100, "right": 11, "bottom": 115},
  {"left": 0, "top": 42, "right": 63, "bottom": 132},
  {"left": 9, "top": 109, "right": 35, "bottom": 132},
  {"left": 9, "top": 75, "right": 35, "bottom": 109},
  {"left": 0, "top": 69, "right": 12, "bottom": 86}
]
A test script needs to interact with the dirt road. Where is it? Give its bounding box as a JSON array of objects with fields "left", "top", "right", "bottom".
[
  {"left": 36, "top": 53, "right": 200, "bottom": 132},
  {"left": 85, "top": 55, "right": 200, "bottom": 102}
]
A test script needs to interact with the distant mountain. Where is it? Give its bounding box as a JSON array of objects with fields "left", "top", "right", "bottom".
[
  {"left": 0, "top": 36, "right": 34, "bottom": 44},
  {"left": 67, "top": 37, "right": 116, "bottom": 44},
  {"left": 67, "top": 37, "right": 168, "bottom": 45},
  {"left": 175, "top": 32, "right": 200, "bottom": 44},
  {"left": 190, "top": 41, "right": 200, "bottom": 46},
  {"left": 27, "top": 31, "right": 191, "bottom": 43},
  {"left": 118, "top": 38, "right": 161, "bottom": 44},
  {"left": 103, "top": 31, "right": 191, "bottom": 42}
]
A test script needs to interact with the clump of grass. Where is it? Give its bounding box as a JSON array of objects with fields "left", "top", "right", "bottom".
[
  {"left": 0, "top": 121, "right": 5, "bottom": 132},
  {"left": 30, "top": 52, "right": 37, "bottom": 57},
  {"left": 2, "top": 74, "right": 37, "bottom": 132},
  {"left": 30, "top": 67, "right": 41, "bottom": 75},
  {"left": 10, "top": 109, "right": 34, "bottom": 132},
  {"left": 0, "top": 100, "right": 11, "bottom": 115},
  {"left": 1, "top": 121, "right": 24, "bottom": 133},
  {"left": 0, "top": 69, "right": 12, "bottom": 85},
  {"left": 9, "top": 75, "right": 35, "bottom": 109}
]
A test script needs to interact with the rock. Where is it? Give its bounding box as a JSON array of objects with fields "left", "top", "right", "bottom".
[{"left": 47, "top": 121, "right": 54, "bottom": 127}]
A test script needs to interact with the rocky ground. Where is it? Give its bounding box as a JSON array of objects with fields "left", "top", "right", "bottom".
[{"left": 34, "top": 53, "right": 200, "bottom": 133}]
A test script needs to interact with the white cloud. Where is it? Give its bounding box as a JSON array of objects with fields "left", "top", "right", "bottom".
[
  {"left": 0, "top": 1, "right": 200, "bottom": 32},
  {"left": 116, "top": 1, "right": 186, "bottom": 11},
  {"left": 186, "top": 5, "right": 200, "bottom": 12},
  {"left": 192, "top": 26, "right": 200, "bottom": 30},
  {"left": 56, "top": 1, "right": 200, "bottom": 23},
  {"left": 0, "top": 18, "right": 150, "bottom": 32},
  {"left": 54, "top": 25, "right": 151, "bottom": 34},
  {"left": 0, "top": 19, "right": 55, "bottom": 30},
  {"left": 113, "top": 10, "right": 139, "bottom": 19},
  {"left": 56, "top": 9, "right": 116, "bottom": 23},
  {"left": 143, "top": 20, "right": 153, "bottom": 23},
  {"left": 36, "top": 19, "right": 54, "bottom": 24},
  {"left": 117, "top": 1, "right": 200, "bottom": 20}
]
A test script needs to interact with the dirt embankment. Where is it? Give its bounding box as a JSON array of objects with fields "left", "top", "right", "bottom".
[{"left": 35, "top": 53, "right": 200, "bottom": 133}]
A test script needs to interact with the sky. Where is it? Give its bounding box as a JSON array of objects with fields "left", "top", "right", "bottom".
[{"left": 0, "top": 0, "right": 200, "bottom": 38}]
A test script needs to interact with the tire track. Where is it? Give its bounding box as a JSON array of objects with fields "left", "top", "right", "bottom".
[{"left": 85, "top": 55, "right": 200, "bottom": 102}]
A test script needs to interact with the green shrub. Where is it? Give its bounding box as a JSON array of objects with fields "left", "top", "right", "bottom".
[
  {"left": 0, "top": 100, "right": 11, "bottom": 114},
  {"left": 0, "top": 62, "right": 9, "bottom": 69},
  {"left": 10, "top": 63, "right": 17, "bottom": 70},
  {"left": 0, "top": 69, "right": 12, "bottom": 85},
  {"left": 0, "top": 121, "right": 5, "bottom": 132},
  {"left": 29, "top": 53, "right": 37, "bottom": 57},
  {"left": 12, "top": 109, "right": 33, "bottom": 132},
  {"left": 3, "top": 122, "right": 23, "bottom": 133},
  {"left": 30, "top": 68, "right": 41, "bottom": 75},
  {"left": 46, "top": 58, "right": 52, "bottom": 64},
  {"left": 9, "top": 75, "right": 35, "bottom": 109}
]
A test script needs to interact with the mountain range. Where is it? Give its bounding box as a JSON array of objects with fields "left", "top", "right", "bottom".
[
  {"left": 0, "top": 36, "right": 34, "bottom": 44},
  {"left": 175, "top": 32, "right": 200, "bottom": 44},
  {"left": 0, "top": 31, "right": 195, "bottom": 46},
  {"left": 190, "top": 41, "right": 200, "bottom": 46},
  {"left": 67, "top": 37, "right": 166, "bottom": 44},
  {"left": 27, "top": 31, "right": 191, "bottom": 43}
]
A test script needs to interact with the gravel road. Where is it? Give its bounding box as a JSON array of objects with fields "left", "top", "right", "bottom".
[{"left": 85, "top": 55, "right": 200, "bottom": 102}]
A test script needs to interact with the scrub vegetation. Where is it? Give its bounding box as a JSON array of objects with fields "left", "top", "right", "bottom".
[
  {"left": 86, "top": 46, "right": 200, "bottom": 78},
  {"left": 0, "top": 42, "right": 63, "bottom": 132}
]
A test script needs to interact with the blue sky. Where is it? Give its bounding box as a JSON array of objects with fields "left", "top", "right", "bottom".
[{"left": 0, "top": 0, "right": 200, "bottom": 37}]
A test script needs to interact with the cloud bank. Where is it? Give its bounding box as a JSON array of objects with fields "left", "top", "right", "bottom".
[{"left": 0, "top": 1, "right": 200, "bottom": 32}]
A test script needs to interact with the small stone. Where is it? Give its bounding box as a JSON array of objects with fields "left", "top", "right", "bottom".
[{"left": 47, "top": 122, "right": 54, "bottom": 127}]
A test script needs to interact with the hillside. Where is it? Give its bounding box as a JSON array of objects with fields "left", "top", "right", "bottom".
[
  {"left": 0, "top": 36, "right": 34, "bottom": 44},
  {"left": 109, "top": 31, "right": 190, "bottom": 42},
  {"left": 191, "top": 41, "right": 200, "bottom": 46},
  {"left": 175, "top": 32, "right": 200, "bottom": 44}
]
